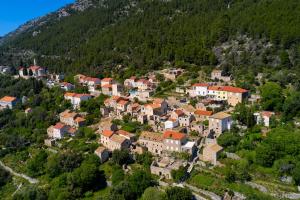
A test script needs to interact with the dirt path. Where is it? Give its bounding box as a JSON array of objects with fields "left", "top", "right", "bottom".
[{"left": 0, "top": 161, "right": 39, "bottom": 184}]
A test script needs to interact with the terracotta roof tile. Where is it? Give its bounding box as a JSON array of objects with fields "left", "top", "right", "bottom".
[
  {"left": 163, "top": 130, "right": 186, "bottom": 140},
  {"left": 194, "top": 110, "right": 213, "bottom": 116},
  {"left": 102, "top": 130, "right": 114, "bottom": 138},
  {"left": 54, "top": 122, "right": 66, "bottom": 130},
  {"left": 0, "top": 96, "right": 16, "bottom": 102}
]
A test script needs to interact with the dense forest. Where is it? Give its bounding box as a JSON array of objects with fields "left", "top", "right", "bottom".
[{"left": 0, "top": 0, "right": 300, "bottom": 75}]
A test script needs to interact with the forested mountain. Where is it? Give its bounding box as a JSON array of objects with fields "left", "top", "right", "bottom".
[{"left": 0, "top": 0, "right": 299, "bottom": 75}]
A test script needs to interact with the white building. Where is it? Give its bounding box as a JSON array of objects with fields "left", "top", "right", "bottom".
[{"left": 64, "top": 92, "right": 92, "bottom": 109}]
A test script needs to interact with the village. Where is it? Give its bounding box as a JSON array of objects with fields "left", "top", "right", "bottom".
[{"left": 0, "top": 62, "right": 277, "bottom": 186}]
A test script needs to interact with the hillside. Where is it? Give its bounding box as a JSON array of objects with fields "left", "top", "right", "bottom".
[{"left": 0, "top": 0, "right": 300, "bottom": 75}]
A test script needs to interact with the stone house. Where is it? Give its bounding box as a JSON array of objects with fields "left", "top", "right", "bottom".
[
  {"left": 163, "top": 130, "right": 187, "bottom": 152},
  {"left": 64, "top": 92, "right": 92, "bottom": 109},
  {"left": 209, "top": 112, "right": 232, "bottom": 137},
  {"left": 138, "top": 131, "right": 164, "bottom": 155},
  {"left": 101, "top": 84, "right": 113, "bottom": 96},
  {"left": 60, "top": 82, "right": 75, "bottom": 91},
  {"left": 101, "top": 78, "right": 114, "bottom": 87},
  {"left": 194, "top": 110, "right": 213, "bottom": 121},
  {"left": 150, "top": 157, "right": 184, "bottom": 179},
  {"left": 59, "top": 110, "right": 85, "bottom": 128},
  {"left": 254, "top": 111, "right": 275, "bottom": 127},
  {"left": 202, "top": 143, "right": 223, "bottom": 166},
  {"left": 94, "top": 146, "right": 110, "bottom": 163},
  {"left": 178, "top": 114, "right": 193, "bottom": 127}
]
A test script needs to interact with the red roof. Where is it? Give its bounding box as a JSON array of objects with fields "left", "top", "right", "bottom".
[
  {"left": 118, "top": 100, "right": 129, "bottom": 106},
  {"left": 222, "top": 86, "right": 248, "bottom": 93},
  {"left": 117, "top": 130, "right": 130, "bottom": 136},
  {"left": 208, "top": 86, "right": 223, "bottom": 91},
  {"left": 54, "top": 122, "right": 66, "bottom": 130},
  {"left": 174, "top": 109, "right": 184, "bottom": 116},
  {"left": 163, "top": 130, "right": 186, "bottom": 140},
  {"left": 64, "top": 92, "right": 76, "bottom": 97},
  {"left": 102, "top": 130, "right": 114, "bottom": 137},
  {"left": 102, "top": 78, "right": 113, "bottom": 82},
  {"left": 192, "top": 83, "right": 209, "bottom": 87},
  {"left": 261, "top": 111, "right": 275, "bottom": 118},
  {"left": 208, "top": 86, "right": 248, "bottom": 93},
  {"left": 74, "top": 117, "right": 85, "bottom": 123},
  {"left": 102, "top": 84, "right": 112, "bottom": 88},
  {"left": 194, "top": 110, "right": 213, "bottom": 116},
  {"left": 29, "top": 65, "right": 42, "bottom": 71}
]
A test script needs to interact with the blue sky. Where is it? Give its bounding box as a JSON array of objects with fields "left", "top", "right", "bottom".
[{"left": 0, "top": 0, "right": 74, "bottom": 36}]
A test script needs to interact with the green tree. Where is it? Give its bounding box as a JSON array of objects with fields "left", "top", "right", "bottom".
[
  {"left": 165, "top": 187, "right": 193, "bottom": 200},
  {"left": 140, "top": 187, "right": 167, "bottom": 200},
  {"left": 0, "top": 166, "right": 11, "bottom": 187},
  {"left": 26, "top": 150, "right": 48, "bottom": 177},
  {"left": 260, "top": 82, "right": 284, "bottom": 111},
  {"left": 171, "top": 166, "right": 187, "bottom": 183},
  {"left": 112, "top": 149, "right": 132, "bottom": 166},
  {"left": 112, "top": 167, "right": 125, "bottom": 186}
]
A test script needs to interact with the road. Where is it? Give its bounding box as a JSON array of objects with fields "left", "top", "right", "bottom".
[{"left": 0, "top": 161, "right": 39, "bottom": 184}]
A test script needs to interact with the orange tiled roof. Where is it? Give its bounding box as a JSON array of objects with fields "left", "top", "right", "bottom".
[
  {"left": 64, "top": 92, "right": 76, "bottom": 97},
  {"left": 75, "top": 117, "right": 85, "bottom": 123},
  {"left": 102, "top": 78, "right": 113, "bottom": 82},
  {"left": 118, "top": 100, "right": 129, "bottom": 106},
  {"left": 174, "top": 109, "right": 184, "bottom": 116},
  {"left": 0, "top": 96, "right": 16, "bottom": 102},
  {"left": 54, "top": 122, "right": 66, "bottom": 130},
  {"left": 194, "top": 110, "right": 213, "bottom": 116},
  {"left": 102, "top": 130, "right": 114, "bottom": 138},
  {"left": 163, "top": 130, "right": 186, "bottom": 140},
  {"left": 222, "top": 86, "right": 248, "bottom": 93},
  {"left": 29, "top": 65, "right": 42, "bottom": 71},
  {"left": 208, "top": 86, "right": 223, "bottom": 91},
  {"left": 261, "top": 111, "right": 275, "bottom": 118},
  {"left": 102, "top": 84, "right": 112, "bottom": 88}
]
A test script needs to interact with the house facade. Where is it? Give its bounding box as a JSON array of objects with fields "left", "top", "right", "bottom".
[
  {"left": 0, "top": 96, "right": 18, "bottom": 109},
  {"left": 209, "top": 112, "right": 232, "bottom": 137},
  {"left": 138, "top": 131, "right": 164, "bottom": 155}
]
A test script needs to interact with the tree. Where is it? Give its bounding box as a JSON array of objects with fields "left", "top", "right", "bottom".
[
  {"left": 260, "top": 82, "right": 284, "bottom": 111},
  {"left": 136, "top": 152, "right": 153, "bottom": 167},
  {"left": 26, "top": 150, "right": 48, "bottom": 177},
  {"left": 112, "top": 149, "right": 132, "bottom": 166},
  {"left": 280, "top": 51, "right": 292, "bottom": 68},
  {"left": 225, "top": 167, "right": 236, "bottom": 183},
  {"left": 127, "top": 169, "right": 156, "bottom": 199},
  {"left": 171, "top": 166, "right": 187, "bottom": 183},
  {"left": 292, "top": 162, "right": 300, "bottom": 186},
  {"left": 0, "top": 166, "right": 11, "bottom": 187},
  {"left": 282, "top": 92, "right": 300, "bottom": 122},
  {"left": 166, "top": 187, "right": 193, "bottom": 200},
  {"left": 233, "top": 103, "right": 255, "bottom": 128},
  {"left": 217, "top": 131, "right": 241, "bottom": 152},
  {"left": 13, "top": 185, "right": 47, "bottom": 200},
  {"left": 28, "top": 69, "right": 33, "bottom": 76},
  {"left": 140, "top": 187, "right": 167, "bottom": 200},
  {"left": 23, "top": 68, "right": 28, "bottom": 76},
  {"left": 67, "top": 158, "right": 106, "bottom": 193},
  {"left": 112, "top": 167, "right": 125, "bottom": 186}
]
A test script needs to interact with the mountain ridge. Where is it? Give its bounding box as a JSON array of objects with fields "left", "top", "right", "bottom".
[{"left": 0, "top": 0, "right": 299, "bottom": 75}]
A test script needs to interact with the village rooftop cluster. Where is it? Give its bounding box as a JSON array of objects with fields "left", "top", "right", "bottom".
[{"left": 0, "top": 64, "right": 275, "bottom": 180}]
